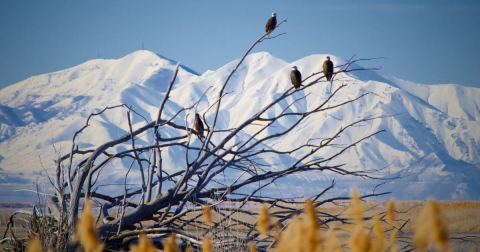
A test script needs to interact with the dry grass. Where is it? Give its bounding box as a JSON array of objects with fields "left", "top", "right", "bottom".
[
  {"left": 0, "top": 207, "right": 29, "bottom": 240},
  {"left": 202, "top": 236, "right": 212, "bottom": 252},
  {"left": 77, "top": 199, "right": 104, "bottom": 252},
  {"left": 180, "top": 208, "right": 258, "bottom": 231},
  {"left": 256, "top": 205, "right": 270, "bottom": 237},
  {"left": 203, "top": 205, "right": 212, "bottom": 224},
  {"left": 414, "top": 201, "right": 480, "bottom": 233},
  {"left": 315, "top": 200, "right": 480, "bottom": 233},
  {"left": 10, "top": 196, "right": 480, "bottom": 252},
  {"left": 130, "top": 233, "right": 157, "bottom": 252}
]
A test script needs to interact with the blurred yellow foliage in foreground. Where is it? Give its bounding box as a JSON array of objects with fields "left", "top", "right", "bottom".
[{"left": 25, "top": 189, "right": 463, "bottom": 252}]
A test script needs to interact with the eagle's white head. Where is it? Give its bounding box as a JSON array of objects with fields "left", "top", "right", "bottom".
[
  {"left": 272, "top": 12, "right": 276, "bottom": 17},
  {"left": 326, "top": 56, "right": 331, "bottom": 60},
  {"left": 292, "top": 66, "right": 298, "bottom": 71}
]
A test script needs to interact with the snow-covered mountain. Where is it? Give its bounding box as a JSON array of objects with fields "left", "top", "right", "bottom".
[{"left": 0, "top": 50, "right": 479, "bottom": 202}]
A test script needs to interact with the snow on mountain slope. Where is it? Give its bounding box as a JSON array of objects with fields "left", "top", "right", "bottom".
[
  {"left": 377, "top": 152, "right": 480, "bottom": 200},
  {"left": 379, "top": 74, "right": 480, "bottom": 164},
  {"left": 0, "top": 50, "right": 479, "bottom": 201},
  {"left": 381, "top": 74, "right": 480, "bottom": 121},
  {"left": 0, "top": 51, "right": 199, "bottom": 201}
]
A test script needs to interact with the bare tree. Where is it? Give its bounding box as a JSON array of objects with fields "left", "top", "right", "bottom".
[{"left": 2, "top": 19, "right": 393, "bottom": 251}]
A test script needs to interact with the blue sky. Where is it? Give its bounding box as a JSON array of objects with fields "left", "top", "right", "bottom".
[{"left": 1, "top": 0, "right": 479, "bottom": 90}]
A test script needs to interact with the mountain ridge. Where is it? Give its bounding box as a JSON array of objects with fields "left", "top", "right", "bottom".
[{"left": 0, "top": 50, "right": 479, "bottom": 202}]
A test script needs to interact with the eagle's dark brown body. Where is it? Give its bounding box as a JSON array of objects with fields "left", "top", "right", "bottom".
[
  {"left": 194, "top": 113, "right": 204, "bottom": 138},
  {"left": 323, "top": 59, "right": 334, "bottom": 81},
  {"left": 265, "top": 15, "right": 277, "bottom": 37},
  {"left": 290, "top": 69, "right": 302, "bottom": 89}
]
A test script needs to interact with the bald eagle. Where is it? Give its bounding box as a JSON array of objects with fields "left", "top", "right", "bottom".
[
  {"left": 323, "top": 56, "right": 334, "bottom": 81},
  {"left": 290, "top": 66, "right": 302, "bottom": 89},
  {"left": 194, "top": 113, "right": 204, "bottom": 138},
  {"left": 265, "top": 13, "right": 277, "bottom": 37}
]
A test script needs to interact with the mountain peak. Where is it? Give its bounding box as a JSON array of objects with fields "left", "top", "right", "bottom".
[
  {"left": 125, "top": 50, "right": 178, "bottom": 66},
  {"left": 249, "top": 51, "right": 273, "bottom": 58},
  {"left": 118, "top": 50, "right": 200, "bottom": 76}
]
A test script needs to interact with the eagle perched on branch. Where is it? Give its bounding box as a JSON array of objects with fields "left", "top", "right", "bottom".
[
  {"left": 194, "top": 113, "right": 205, "bottom": 139},
  {"left": 323, "top": 56, "right": 334, "bottom": 81},
  {"left": 290, "top": 66, "right": 302, "bottom": 89},
  {"left": 265, "top": 12, "right": 277, "bottom": 37}
]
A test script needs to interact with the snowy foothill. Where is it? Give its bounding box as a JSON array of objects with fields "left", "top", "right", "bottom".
[{"left": 0, "top": 50, "right": 479, "bottom": 202}]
